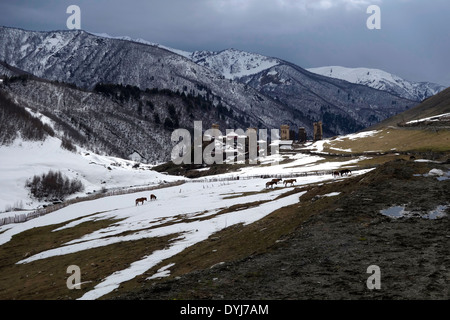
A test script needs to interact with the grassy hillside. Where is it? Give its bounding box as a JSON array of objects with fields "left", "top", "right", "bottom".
[
  {"left": 312, "top": 87, "right": 450, "bottom": 158},
  {"left": 369, "top": 87, "right": 450, "bottom": 129},
  {"left": 321, "top": 128, "right": 450, "bottom": 155},
  {"left": 112, "top": 160, "right": 450, "bottom": 300}
]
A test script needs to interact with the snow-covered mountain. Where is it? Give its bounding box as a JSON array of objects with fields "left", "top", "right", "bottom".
[
  {"left": 0, "top": 27, "right": 301, "bottom": 133},
  {"left": 90, "top": 33, "right": 281, "bottom": 80},
  {"left": 0, "top": 26, "right": 417, "bottom": 141},
  {"left": 1, "top": 70, "right": 260, "bottom": 163},
  {"left": 307, "top": 66, "right": 446, "bottom": 102},
  {"left": 189, "top": 48, "right": 281, "bottom": 80}
]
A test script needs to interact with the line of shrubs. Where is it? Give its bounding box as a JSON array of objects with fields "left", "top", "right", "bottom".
[{"left": 25, "top": 170, "right": 84, "bottom": 202}]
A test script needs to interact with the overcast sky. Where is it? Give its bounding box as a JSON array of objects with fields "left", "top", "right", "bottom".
[{"left": 1, "top": 0, "right": 449, "bottom": 86}]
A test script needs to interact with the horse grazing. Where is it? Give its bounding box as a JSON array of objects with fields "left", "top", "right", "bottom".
[
  {"left": 332, "top": 171, "right": 340, "bottom": 178},
  {"left": 135, "top": 197, "right": 147, "bottom": 206},
  {"left": 150, "top": 194, "right": 157, "bottom": 201},
  {"left": 271, "top": 178, "right": 282, "bottom": 185},
  {"left": 284, "top": 179, "right": 297, "bottom": 187},
  {"left": 340, "top": 169, "right": 352, "bottom": 176},
  {"left": 266, "top": 181, "right": 276, "bottom": 188}
]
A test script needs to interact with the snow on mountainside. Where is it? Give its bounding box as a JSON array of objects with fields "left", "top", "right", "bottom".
[
  {"left": 0, "top": 27, "right": 418, "bottom": 140},
  {"left": 90, "top": 32, "right": 193, "bottom": 59},
  {"left": 0, "top": 27, "right": 300, "bottom": 132},
  {"left": 90, "top": 33, "right": 280, "bottom": 80},
  {"left": 307, "top": 66, "right": 446, "bottom": 102},
  {"left": 190, "top": 48, "right": 280, "bottom": 80}
]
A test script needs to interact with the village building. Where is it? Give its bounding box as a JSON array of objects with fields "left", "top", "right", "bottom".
[
  {"left": 280, "top": 125, "right": 290, "bottom": 140},
  {"left": 313, "top": 121, "right": 323, "bottom": 141},
  {"left": 298, "top": 127, "right": 307, "bottom": 143}
]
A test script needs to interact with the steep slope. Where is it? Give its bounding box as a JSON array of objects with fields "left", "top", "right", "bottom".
[
  {"left": 0, "top": 27, "right": 418, "bottom": 138},
  {"left": 0, "top": 27, "right": 298, "bottom": 132},
  {"left": 113, "top": 160, "right": 450, "bottom": 301},
  {"left": 187, "top": 49, "right": 419, "bottom": 135},
  {"left": 369, "top": 87, "right": 450, "bottom": 130},
  {"left": 190, "top": 48, "right": 280, "bottom": 80},
  {"left": 240, "top": 62, "right": 416, "bottom": 136},
  {"left": 307, "top": 66, "right": 446, "bottom": 102},
  {"left": 1, "top": 72, "right": 258, "bottom": 163},
  {"left": 0, "top": 89, "right": 55, "bottom": 145},
  {"left": 304, "top": 88, "right": 450, "bottom": 156}
]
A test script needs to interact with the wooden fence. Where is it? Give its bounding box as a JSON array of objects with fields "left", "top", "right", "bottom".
[{"left": 0, "top": 180, "right": 185, "bottom": 227}]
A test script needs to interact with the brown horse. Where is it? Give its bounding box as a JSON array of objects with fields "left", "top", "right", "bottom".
[
  {"left": 135, "top": 197, "right": 147, "bottom": 206},
  {"left": 284, "top": 179, "right": 297, "bottom": 187},
  {"left": 332, "top": 171, "right": 340, "bottom": 178},
  {"left": 150, "top": 194, "right": 157, "bottom": 201},
  {"left": 271, "top": 178, "right": 282, "bottom": 184},
  {"left": 266, "top": 181, "right": 276, "bottom": 188}
]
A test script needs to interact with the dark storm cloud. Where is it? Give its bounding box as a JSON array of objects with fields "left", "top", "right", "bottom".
[{"left": 0, "top": 0, "right": 449, "bottom": 86}]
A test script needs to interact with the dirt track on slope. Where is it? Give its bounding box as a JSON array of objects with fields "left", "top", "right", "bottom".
[{"left": 112, "top": 160, "right": 450, "bottom": 300}]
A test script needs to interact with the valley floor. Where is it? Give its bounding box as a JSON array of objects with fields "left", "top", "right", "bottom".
[
  {"left": 113, "top": 160, "right": 450, "bottom": 300},
  {"left": 0, "top": 141, "right": 448, "bottom": 301}
]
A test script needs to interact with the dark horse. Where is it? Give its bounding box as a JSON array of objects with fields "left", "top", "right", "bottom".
[
  {"left": 271, "top": 178, "right": 282, "bottom": 184},
  {"left": 284, "top": 179, "right": 297, "bottom": 187},
  {"left": 266, "top": 181, "right": 276, "bottom": 188},
  {"left": 135, "top": 197, "right": 147, "bottom": 206}
]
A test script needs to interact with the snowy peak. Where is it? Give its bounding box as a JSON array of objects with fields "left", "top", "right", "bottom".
[
  {"left": 307, "top": 66, "right": 446, "bottom": 102},
  {"left": 308, "top": 66, "right": 402, "bottom": 85},
  {"left": 88, "top": 32, "right": 193, "bottom": 59},
  {"left": 190, "top": 48, "right": 280, "bottom": 80},
  {"left": 88, "top": 33, "right": 280, "bottom": 79},
  {"left": 80, "top": 31, "right": 445, "bottom": 103}
]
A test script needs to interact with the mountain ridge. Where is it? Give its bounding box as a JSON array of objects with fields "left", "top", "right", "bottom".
[
  {"left": 0, "top": 26, "right": 418, "bottom": 148},
  {"left": 368, "top": 86, "right": 450, "bottom": 130},
  {"left": 91, "top": 31, "right": 445, "bottom": 103},
  {"left": 307, "top": 65, "right": 446, "bottom": 102}
]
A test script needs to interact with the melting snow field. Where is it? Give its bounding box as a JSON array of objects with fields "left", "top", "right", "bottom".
[
  {"left": 1, "top": 175, "right": 312, "bottom": 299},
  {"left": 304, "top": 130, "right": 380, "bottom": 154},
  {"left": 0, "top": 137, "right": 180, "bottom": 214},
  {"left": 0, "top": 136, "right": 372, "bottom": 300}
]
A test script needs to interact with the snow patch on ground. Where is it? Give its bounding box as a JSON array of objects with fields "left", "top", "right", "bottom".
[
  {"left": 305, "top": 130, "right": 380, "bottom": 154},
  {"left": 0, "top": 128, "right": 374, "bottom": 300},
  {"left": 0, "top": 137, "right": 180, "bottom": 213},
  {"left": 406, "top": 112, "right": 450, "bottom": 124}
]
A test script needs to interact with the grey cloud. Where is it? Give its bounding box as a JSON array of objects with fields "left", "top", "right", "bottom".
[{"left": 0, "top": 0, "right": 448, "bottom": 86}]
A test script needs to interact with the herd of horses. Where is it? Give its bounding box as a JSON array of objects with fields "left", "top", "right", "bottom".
[
  {"left": 135, "top": 194, "right": 157, "bottom": 206},
  {"left": 265, "top": 169, "right": 352, "bottom": 189},
  {"left": 332, "top": 169, "right": 352, "bottom": 177},
  {"left": 135, "top": 169, "right": 353, "bottom": 205},
  {"left": 265, "top": 178, "right": 298, "bottom": 188}
]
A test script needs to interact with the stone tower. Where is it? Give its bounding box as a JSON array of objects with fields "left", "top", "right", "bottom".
[
  {"left": 298, "top": 127, "right": 307, "bottom": 143},
  {"left": 313, "top": 121, "right": 323, "bottom": 141},
  {"left": 281, "top": 125, "right": 290, "bottom": 140}
]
